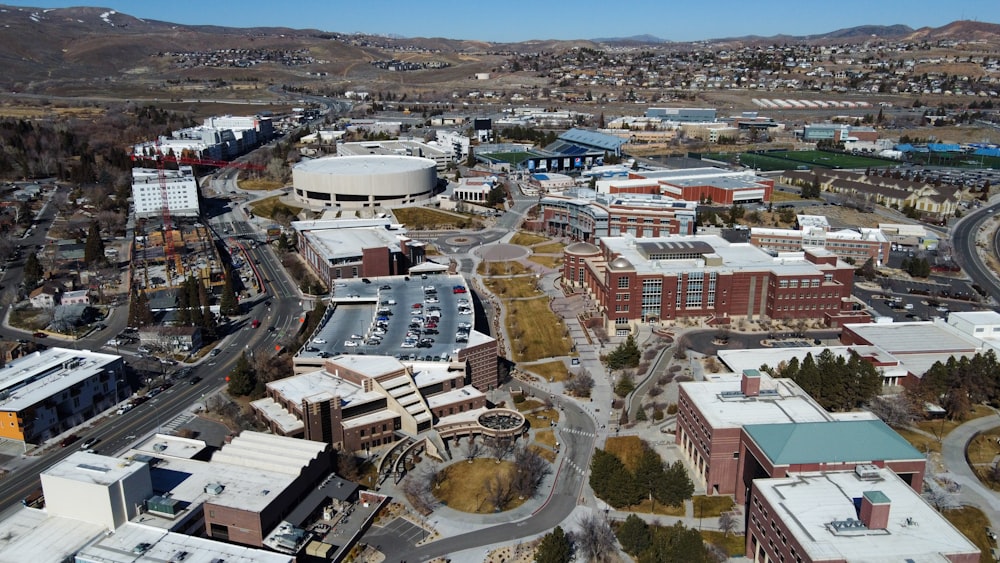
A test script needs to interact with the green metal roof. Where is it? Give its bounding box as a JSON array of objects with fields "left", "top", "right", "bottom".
[{"left": 743, "top": 420, "right": 923, "bottom": 465}]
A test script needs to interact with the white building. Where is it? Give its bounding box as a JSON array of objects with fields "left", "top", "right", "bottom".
[
  {"left": 435, "top": 130, "right": 471, "bottom": 160},
  {"left": 130, "top": 166, "right": 199, "bottom": 218},
  {"left": 41, "top": 451, "right": 153, "bottom": 531}
]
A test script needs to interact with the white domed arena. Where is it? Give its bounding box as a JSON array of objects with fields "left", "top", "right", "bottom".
[{"left": 292, "top": 155, "right": 438, "bottom": 210}]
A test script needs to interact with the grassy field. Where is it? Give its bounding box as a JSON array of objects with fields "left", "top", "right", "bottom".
[
  {"left": 968, "top": 428, "right": 1000, "bottom": 465},
  {"left": 942, "top": 506, "right": 996, "bottom": 563},
  {"left": 248, "top": 195, "right": 302, "bottom": 220},
  {"left": 626, "top": 499, "right": 686, "bottom": 516},
  {"left": 916, "top": 405, "right": 995, "bottom": 440},
  {"left": 769, "top": 150, "right": 893, "bottom": 169},
  {"left": 736, "top": 152, "right": 801, "bottom": 171},
  {"left": 893, "top": 427, "right": 942, "bottom": 454},
  {"left": 533, "top": 429, "right": 557, "bottom": 448},
  {"left": 530, "top": 443, "right": 557, "bottom": 463},
  {"left": 481, "top": 151, "right": 534, "bottom": 165},
  {"left": 692, "top": 495, "right": 734, "bottom": 518},
  {"left": 392, "top": 207, "right": 479, "bottom": 229},
  {"left": 484, "top": 276, "right": 540, "bottom": 298},
  {"left": 528, "top": 255, "right": 562, "bottom": 269},
  {"left": 700, "top": 531, "right": 746, "bottom": 557},
  {"left": 514, "top": 398, "right": 544, "bottom": 412},
  {"left": 433, "top": 459, "right": 527, "bottom": 513},
  {"left": 604, "top": 436, "right": 646, "bottom": 472},
  {"left": 524, "top": 407, "right": 559, "bottom": 429},
  {"left": 532, "top": 241, "right": 566, "bottom": 254},
  {"left": 510, "top": 232, "right": 549, "bottom": 246},
  {"left": 237, "top": 178, "right": 284, "bottom": 191},
  {"left": 478, "top": 261, "right": 529, "bottom": 275},
  {"left": 527, "top": 360, "right": 572, "bottom": 382},
  {"left": 507, "top": 297, "right": 572, "bottom": 362},
  {"left": 769, "top": 190, "right": 802, "bottom": 202}
]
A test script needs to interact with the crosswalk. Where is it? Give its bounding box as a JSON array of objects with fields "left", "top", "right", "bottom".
[
  {"left": 565, "top": 458, "right": 588, "bottom": 476},
  {"left": 160, "top": 412, "right": 194, "bottom": 433},
  {"left": 560, "top": 427, "right": 595, "bottom": 438}
]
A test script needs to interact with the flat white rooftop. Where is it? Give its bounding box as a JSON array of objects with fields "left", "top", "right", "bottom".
[
  {"left": 0, "top": 348, "right": 121, "bottom": 412},
  {"left": 76, "top": 522, "right": 293, "bottom": 563},
  {"left": 42, "top": 450, "right": 146, "bottom": 487},
  {"left": 267, "top": 368, "right": 384, "bottom": 406},
  {"left": 680, "top": 374, "right": 833, "bottom": 429},
  {"left": 295, "top": 154, "right": 437, "bottom": 175},
  {"left": 755, "top": 468, "right": 979, "bottom": 561},
  {"left": 0, "top": 508, "right": 105, "bottom": 563},
  {"left": 845, "top": 320, "right": 982, "bottom": 355}
]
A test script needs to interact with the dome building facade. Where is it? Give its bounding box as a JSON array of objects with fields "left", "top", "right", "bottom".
[{"left": 292, "top": 155, "right": 438, "bottom": 210}]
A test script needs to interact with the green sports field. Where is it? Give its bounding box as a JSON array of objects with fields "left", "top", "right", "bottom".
[
  {"left": 480, "top": 151, "right": 534, "bottom": 165},
  {"left": 768, "top": 150, "right": 894, "bottom": 169}
]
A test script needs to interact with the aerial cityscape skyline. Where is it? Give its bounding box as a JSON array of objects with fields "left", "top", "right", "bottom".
[{"left": 1, "top": 0, "right": 998, "bottom": 42}]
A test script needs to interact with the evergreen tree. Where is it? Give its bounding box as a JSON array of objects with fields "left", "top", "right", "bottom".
[
  {"left": 227, "top": 352, "right": 256, "bottom": 396},
  {"left": 534, "top": 526, "right": 571, "bottom": 563},
  {"left": 23, "top": 252, "right": 43, "bottom": 288},
  {"left": 607, "top": 334, "right": 641, "bottom": 370},
  {"left": 634, "top": 447, "right": 669, "bottom": 509},
  {"left": 661, "top": 460, "right": 695, "bottom": 507},
  {"left": 219, "top": 273, "right": 239, "bottom": 316},
  {"left": 128, "top": 287, "right": 154, "bottom": 327},
  {"left": 83, "top": 221, "right": 105, "bottom": 266},
  {"left": 616, "top": 514, "right": 651, "bottom": 555}
]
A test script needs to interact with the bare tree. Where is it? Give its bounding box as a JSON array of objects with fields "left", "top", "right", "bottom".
[
  {"left": 402, "top": 467, "right": 438, "bottom": 515},
  {"left": 565, "top": 371, "right": 595, "bottom": 398},
  {"left": 484, "top": 472, "right": 515, "bottom": 511},
  {"left": 486, "top": 436, "right": 515, "bottom": 462},
  {"left": 573, "top": 513, "right": 617, "bottom": 563},
  {"left": 866, "top": 394, "right": 918, "bottom": 428},
  {"left": 512, "top": 445, "right": 551, "bottom": 499},
  {"left": 718, "top": 511, "right": 739, "bottom": 538},
  {"left": 465, "top": 437, "right": 483, "bottom": 462}
]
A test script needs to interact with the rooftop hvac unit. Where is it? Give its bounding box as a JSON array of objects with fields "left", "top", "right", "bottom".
[
  {"left": 855, "top": 464, "right": 881, "bottom": 480},
  {"left": 204, "top": 483, "right": 224, "bottom": 495}
]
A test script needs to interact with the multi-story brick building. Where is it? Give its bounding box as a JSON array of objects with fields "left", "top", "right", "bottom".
[
  {"left": 747, "top": 467, "right": 979, "bottom": 562},
  {"left": 603, "top": 167, "right": 773, "bottom": 205},
  {"left": 293, "top": 219, "right": 427, "bottom": 285},
  {"left": 538, "top": 188, "right": 697, "bottom": 242},
  {"left": 751, "top": 214, "right": 890, "bottom": 266},
  {"left": 564, "top": 234, "right": 856, "bottom": 332}
]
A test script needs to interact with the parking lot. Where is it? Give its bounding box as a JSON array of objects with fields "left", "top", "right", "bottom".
[{"left": 302, "top": 274, "right": 476, "bottom": 362}]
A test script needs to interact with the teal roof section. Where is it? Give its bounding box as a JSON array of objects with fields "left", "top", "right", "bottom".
[
  {"left": 743, "top": 420, "right": 923, "bottom": 465},
  {"left": 863, "top": 490, "right": 890, "bottom": 504}
]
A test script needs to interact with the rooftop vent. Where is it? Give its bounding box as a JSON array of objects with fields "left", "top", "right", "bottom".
[
  {"left": 855, "top": 464, "right": 881, "bottom": 480},
  {"left": 204, "top": 483, "right": 224, "bottom": 495}
]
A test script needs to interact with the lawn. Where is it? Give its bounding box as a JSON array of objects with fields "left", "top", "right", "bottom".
[
  {"left": 507, "top": 297, "right": 572, "bottom": 362},
  {"left": 626, "top": 499, "right": 686, "bottom": 516},
  {"left": 484, "top": 276, "right": 541, "bottom": 298},
  {"left": 533, "top": 429, "right": 557, "bottom": 448},
  {"left": 604, "top": 435, "right": 646, "bottom": 472},
  {"left": 511, "top": 232, "right": 549, "bottom": 247},
  {"left": 692, "top": 495, "right": 734, "bottom": 518},
  {"left": 248, "top": 195, "right": 302, "bottom": 221},
  {"left": 967, "top": 428, "right": 1000, "bottom": 465},
  {"left": 893, "top": 427, "right": 942, "bottom": 454},
  {"left": 916, "top": 405, "right": 995, "bottom": 439},
  {"left": 942, "top": 506, "right": 996, "bottom": 563},
  {"left": 432, "top": 459, "right": 527, "bottom": 513},
  {"left": 530, "top": 443, "right": 557, "bottom": 463},
  {"left": 737, "top": 153, "right": 801, "bottom": 171},
  {"left": 514, "top": 398, "right": 544, "bottom": 412},
  {"left": 524, "top": 407, "right": 559, "bottom": 429},
  {"left": 532, "top": 241, "right": 566, "bottom": 254},
  {"left": 478, "top": 261, "right": 529, "bottom": 276},
  {"left": 481, "top": 151, "right": 534, "bottom": 165},
  {"left": 237, "top": 178, "right": 284, "bottom": 191},
  {"left": 700, "top": 531, "right": 746, "bottom": 557},
  {"left": 768, "top": 190, "right": 801, "bottom": 202},
  {"left": 392, "top": 207, "right": 479, "bottom": 230},
  {"left": 527, "top": 360, "right": 572, "bottom": 382},
  {"left": 528, "top": 255, "right": 563, "bottom": 269}
]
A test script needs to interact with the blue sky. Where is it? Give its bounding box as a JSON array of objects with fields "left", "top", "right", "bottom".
[{"left": 4, "top": 0, "right": 999, "bottom": 42}]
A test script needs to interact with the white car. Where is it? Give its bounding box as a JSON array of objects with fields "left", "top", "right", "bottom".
[
  {"left": 350, "top": 333, "right": 363, "bottom": 340},
  {"left": 424, "top": 297, "right": 439, "bottom": 303},
  {"left": 344, "top": 340, "right": 358, "bottom": 347},
  {"left": 458, "top": 322, "right": 472, "bottom": 329},
  {"left": 313, "top": 338, "right": 327, "bottom": 344},
  {"left": 401, "top": 340, "right": 416, "bottom": 348}
]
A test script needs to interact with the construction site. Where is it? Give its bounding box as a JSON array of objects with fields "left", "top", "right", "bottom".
[{"left": 130, "top": 220, "right": 228, "bottom": 293}]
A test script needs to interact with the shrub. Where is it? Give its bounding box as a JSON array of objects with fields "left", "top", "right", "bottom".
[
  {"left": 652, "top": 409, "right": 664, "bottom": 421},
  {"left": 666, "top": 403, "right": 678, "bottom": 415}
]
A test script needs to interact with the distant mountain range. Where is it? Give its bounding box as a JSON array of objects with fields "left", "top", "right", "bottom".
[{"left": 0, "top": 4, "right": 998, "bottom": 97}]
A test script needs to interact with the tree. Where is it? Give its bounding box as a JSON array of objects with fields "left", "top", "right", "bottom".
[
  {"left": 513, "top": 445, "right": 551, "bottom": 498},
  {"left": 634, "top": 447, "right": 669, "bottom": 509},
  {"left": 227, "top": 352, "right": 257, "bottom": 396},
  {"left": 219, "top": 274, "right": 239, "bottom": 316},
  {"left": 128, "top": 287, "right": 154, "bottom": 328},
  {"left": 660, "top": 460, "right": 695, "bottom": 507},
  {"left": 574, "top": 514, "right": 617, "bottom": 563},
  {"left": 83, "top": 221, "right": 105, "bottom": 266},
  {"left": 607, "top": 334, "right": 641, "bottom": 370},
  {"left": 23, "top": 252, "right": 43, "bottom": 288},
  {"left": 718, "top": 511, "right": 739, "bottom": 538},
  {"left": 535, "top": 526, "right": 572, "bottom": 563},
  {"left": 857, "top": 257, "right": 877, "bottom": 282},
  {"left": 565, "top": 371, "right": 595, "bottom": 398},
  {"left": 484, "top": 471, "right": 515, "bottom": 511},
  {"left": 616, "top": 514, "right": 651, "bottom": 555}
]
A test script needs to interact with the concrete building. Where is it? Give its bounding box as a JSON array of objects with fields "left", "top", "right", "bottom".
[
  {"left": 292, "top": 155, "right": 439, "bottom": 211},
  {"left": 254, "top": 354, "right": 497, "bottom": 452},
  {"left": 293, "top": 218, "right": 426, "bottom": 285},
  {"left": 747, "top": 467, "right": 979, "bottom": 562},
  {"left": 538, "top": 188, "right": 697, "bottom": 242},
  {"left": 0, "top": 348, "right": 128, "bottom": 444},
  {"left": 751, "top": 214, "right": 890, "bottom": 266},
  {"left": 452, "top": 177, "right": 496, "bottom": 205},
  {"left": 563, "top": 234, "right": 856, "bottom": 333},
  {"left": 132, "top": 115, "right": 272, "bottom": 162},
  {"left": 131, "top": 166, "right": 200, "bottom": 218},
  {"left": 435, "top": 130, "right": 471, "bottom": 160},
  {"left": 41, "top": 451, "right": 153, "bottom": 531}
]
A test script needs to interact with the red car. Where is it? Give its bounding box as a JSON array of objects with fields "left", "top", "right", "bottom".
[
  {"left": 33, "top": 332, "right": 47, "bottom": 338},
  {"left": 412, "top": 303, "right": 422, "bottom": 309},
  {"left": 60, "top": 434, "right": 80, "bottom": 447}
]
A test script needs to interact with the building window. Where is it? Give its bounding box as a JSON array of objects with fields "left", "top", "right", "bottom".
[
  {"left": 617, "top": 277, "right": 629, "bottom": 289},
  {"left": 616, "top": 293, "right": 629, "bottom": 301}
]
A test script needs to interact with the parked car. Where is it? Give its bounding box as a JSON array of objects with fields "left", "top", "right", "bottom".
[
  {"left": 80, "top": 438, "right": 99, "bottom": 450},
  {"left": 60, "top": 434, "right": 80, "bottom": 447},
  {"left": 33, "top": 332, "right": 47, "bottom": 338}
]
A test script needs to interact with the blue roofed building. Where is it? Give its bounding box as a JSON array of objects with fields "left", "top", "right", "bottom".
[{"left": 737, "top": 419, "right": 925, "bottom": 503}]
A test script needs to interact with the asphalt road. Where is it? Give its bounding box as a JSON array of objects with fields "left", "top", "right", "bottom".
[{"left": 952, "top": 201, "right": 1000, "bottom": 304}]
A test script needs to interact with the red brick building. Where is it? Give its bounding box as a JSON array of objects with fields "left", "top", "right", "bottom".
[
  {"left": 538, "top": 189, "right": 697, "bottom": 242},
  {"left": 604, "top": 167, "right": 774, "bottom": 205},
  {"left": 564, "top": 234, "right": 856, "bottom": 332},
  {"left": 294, "top": 219, "right": 426, "bottom": 285}
]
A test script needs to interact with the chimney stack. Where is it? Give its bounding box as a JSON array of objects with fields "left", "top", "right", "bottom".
[
  {"left": 741, "top": 369, "right": 761, "bottom": 397},
  {"left": 859, "top": 490, "right": 890, "bottom": 530}
]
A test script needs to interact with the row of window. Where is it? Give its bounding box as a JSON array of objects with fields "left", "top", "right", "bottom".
[{"left": 777, "top": 279, "right": 821, "bottom": 289}]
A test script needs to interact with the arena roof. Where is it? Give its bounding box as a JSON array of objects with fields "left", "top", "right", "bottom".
[{"left": 294, "top": 154, "right": 436, "bottom": 176}]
